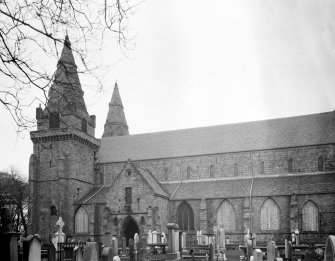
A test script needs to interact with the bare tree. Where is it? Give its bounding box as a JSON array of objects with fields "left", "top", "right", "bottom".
[
  {"left": 0, "top": 0, "right": 139, "bottom": 131},
  {"left": 0, "top": 168, "right": 28, "bottom": 235}
]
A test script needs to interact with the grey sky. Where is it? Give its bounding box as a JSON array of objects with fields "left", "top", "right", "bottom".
[{"left": 1, "top": 0, "right": 335, "bottom": 176}]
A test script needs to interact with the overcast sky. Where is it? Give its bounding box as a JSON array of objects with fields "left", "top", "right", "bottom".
[{"left": 1, "top": 0, "right": 335, "bottom": 177}]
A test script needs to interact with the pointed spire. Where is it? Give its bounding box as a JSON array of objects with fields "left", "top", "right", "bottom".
[
  {"left": 103, "top": 82, "right": 129, "bottom": 137},
  {"left": 46, "top": 35, "right": 87, "bottom": 115}
]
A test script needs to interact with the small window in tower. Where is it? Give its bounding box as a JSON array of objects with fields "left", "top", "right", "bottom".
[
  {"left": 49, "top": 112, "right": 60, "bottom": 129},
  {"left": 317, "top": 157, "right": 324, "bottom": 172},
  {"left": 127, "top": 169, "right": 131, "bottom": 176},
  {"left": 81, "top": 118, "right": 87, "bottom": 133},
  {"left": 125, "top": 187, "right": 132, "bottom": 205},
  {"left": 209, "top": 164, "right": 215, "bottom": 178},
  {"left": 164, "top": 168, "right": 168, "bottom": 181},
  {"left": 288, "top": 158, "right": 293, "bottom": 173},
  {"left": 186, "top": 167, "right": 191, "bottom": 179},
  {"left": 260, "top": 161, "right": 265, "bottom": 174},
  {"left": 114, "top": 217, "right": 119, "bottom": 227},
  {"left": 234, "top": 163, "right": 238, "bottom": 176},
  {"left": 50, "top": 205, "right": 57, "bottom": 216}
]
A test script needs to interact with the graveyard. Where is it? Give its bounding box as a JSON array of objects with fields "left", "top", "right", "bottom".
[{"left": 1, "top": 207, "right": 334, "bottom": 261}]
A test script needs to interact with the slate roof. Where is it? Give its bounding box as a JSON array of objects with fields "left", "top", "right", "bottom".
[
  {"left": 135, "top": 166, "right": 170, "bottom": 198},
  {"left": 74, "top": 186, "right": 104, "bottom": 205},
  {"left": 98, "top": 111, "right": 335, "bottom": 163},
  {"left": 164, "top": 172, "right": 335, "bottom": 200}
]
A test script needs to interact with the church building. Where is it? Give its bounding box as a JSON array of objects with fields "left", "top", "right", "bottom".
[{"left": 29, "top": 36, "right": 335, "bottom": 245}]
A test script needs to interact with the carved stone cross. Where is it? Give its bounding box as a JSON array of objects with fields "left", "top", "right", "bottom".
[{"left": 56, "top": 217, "right": 65, "bottom": 233}]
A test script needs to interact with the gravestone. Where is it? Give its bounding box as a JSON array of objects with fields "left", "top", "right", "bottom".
[
  {"left": 148, "top": 230, "right": 152, "bottom": 244},
  {"left": 129, "top": 238, "right": 134, "bottom": 261},
  {"left": 112, "top": 236, "right": 118, "bottom": 255},
  {"left": 181, "top": 232, "right": 186, "bottom": 249},
  {"left": 83, "top": 242, "right": 99, "bottom": 261},
  {"left": 26, "top": 235, "right": 41, "bottom": 261},
  {"left": 161, "top": 232, "right": 167, "bottom": 244},
  {"left": 74, "top": 245, "right": 84, "bottom": 261},
  {"left": 121, "top": 237, "right": 126, "bottom": 256},
  {"left": 134, "top": 233, "right": 140, "bottom": 248},
  {"left": 324, "top": 235, "right": 335, "bottom": 261},
  {"left": 102, "top": 246, "right": 113, "bottom": 261},
  {"left": 219, "top": 228, "right": 225, "bottom": 250},
  {"left": 267, "top": 240, "right": 278, "bottom": 261},
  {"left": 252, "top": 249, "right": 262, "bottom": 261},
  {"left": 152, "top": 231, "right": 158, "bottom": 243},
  {"left": 54, "top": 217, "right": 66, "bottom": 250}
]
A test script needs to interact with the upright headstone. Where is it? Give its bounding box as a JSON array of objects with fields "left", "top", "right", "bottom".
[
  {"left": 27, "top": 235, "right": 41, "bottom": 261},
  {"left": 152, "top": 231, "right": 158, "bottom": 244},
  {"left": 129, "top": 238, "right": 134, "bottom": 261},
  {"left": 112, "top": 236, "right": 118, "bottom": 256},
  {"left": 196, "top": 230, "right": 201, "bottom": 245},
  {"left": 284, "top": 239, "right": 292, "bottom": 260},
  {"left": 219, "top": 228, "right": 225, "bottom": 250},
  {"left": 167, "top": 223, "right": 180, "bottom": 254},
  {"left": 102, "top": 246, "right": 113, "bottom": 261},
  {"left": 121, "top": 237, "right": 126, "bottom": 256},
  {"left": 161, "top": 232, "right": 167, "bottom": 244},
  {"left": 267, "top": 240, "right": 278, "bottom": 261},
  {"left": 181, "top": 232, "right": 186, "bottom": 249},
  {"left": 74, "top": 245, "right": 84, "bottom": 261},
  {"left": 252, "top": 249, "right": 262, "bottom": 261},
  {"left": 83, "top": 242, "right": 99, "bottom": 261},
  {"left": 324, "top": 235, "right": 335, "bottom": 261},
  {"left": 148, "top": 230, "right": 152, "bottom": 244},
  {"left": 55, "top": 217, "right": 66, "bottom": 250},
  {"left": 134, "top": 233, "right": 140, "bottom": 247}
]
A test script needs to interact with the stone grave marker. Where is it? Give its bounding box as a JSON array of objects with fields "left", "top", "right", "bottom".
[
  {"left": 252, "top": 249, "right": 262, "bottom": 261},
  {"left": 129, "top": 238, "right": 134, "bottom": 261},
  {"left": 219, "top": 228, "right": 225, "bottom": 250},
  {"left": 152, "top": 231, "right": 158, "bottom": 243},
  {"left": 181, "top": 232, "right": 186, "bottom": 249},
  {"left": 102, "top": 246, "right": 113, "bottom": 261},
  {"left": 134, "top": 233, "right": 139, "bottom": 248},
  {"left": 148, "top": 230, "right": 152, "bottom": 244},
  {"left": 27, "top": 235, "right": 41, "bottom": 261},
  {"left": 112, "top": 236, "right": 118, "bottom": 256},
  {"left": 267, "top": 239, "right": 278, "bottom": 261},
  {"left": 121, "top": 237, "right": 126, "bottom": 256},
  {"left": 83, "top": 242, "right": 99, "bottom": 261},
  {"left": 161, "top": 232, "right": 167, "bottom": 244},
  {"left": 325, "top": 235, "right": 335, "bottom": 261},
  {"left": 74, "top": 245, "right": 84, "bottom": 261}
]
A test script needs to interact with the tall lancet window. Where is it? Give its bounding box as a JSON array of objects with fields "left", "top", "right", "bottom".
[
  {"left": 81, "top": 118, "right": 87, "bottom": 133},
  {"left": 177, "top": 201, "right": 194, "bottom": 231},
  {"left": 75, "top": 207, "right": 89, "bottom": 233},
  {"left": 317, "top": 157, "right": 324, "bottom": 172},
  {"left": 260, "top": 198, "right": 280, "bottom": 230},
  {"left": 302, "top": 201, "right": 319, "bottom": 232},
  {"left": 216, "top": 200, "right": 236, "bottom": 231}
]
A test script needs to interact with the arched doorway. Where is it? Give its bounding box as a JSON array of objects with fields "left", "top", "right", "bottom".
[{"left": 121, "top": 216, "right": 139, "bottom": 246}]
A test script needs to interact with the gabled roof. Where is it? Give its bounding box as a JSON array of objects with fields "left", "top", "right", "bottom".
[
  {"left": 135, "top": 166, "right": 169, "bottom": 198},
  {"left": 98, "top": 111, "right": 335, "bottom": 163},
  {"left": 164, "top": 172, "right": 335, "bottom": 200},
  {"left": 74, "top": 186, "right": 104, "bottom": 205}
]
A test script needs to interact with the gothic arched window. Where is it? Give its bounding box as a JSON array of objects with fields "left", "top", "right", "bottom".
[
  {"left": 217, "top": 200, "right": 236, "bottom": 231},
  {"left": 140, "top": 216, "right": 146, "bottom": 225},
  {"left": 317, "top": 157, "right": 324, "bottom": 172},
  {"left": 164, "top": 168, "right": 168, "bottom": 181},
  {"left": 177, "top": 201, "right": 194, "bottom": 231},
  {"left": 49, "top": 112, "right": 60, "bottom": 129},
  {"left": 209, "top": 165, "right": 215, "bottom": 178},
  {"left": 260, "top": 199, "right": 280, "bottom": 231},
  {"left": 260, "top": 161, "right": 265, "bottom": 174},
  {"left": 234, "top": 163, "right": 238, "bottom": 176},
  {"left": 81, "top": 118, "right": 87, "bottom": 133},
  {"left": 186, "top": 167, "right": 191, "bottom": 179},
  {"left": 302, "top": 201, "right": 319, "bottom": 232},
  {"left": 75, "top": 207, "right": 89, "bottom": 233},
  {"left": 114, "top": 217, "right": 119, "bottom": 227},
  {"left": 288, "top": 158, "right": 293, "bottom": 173}
]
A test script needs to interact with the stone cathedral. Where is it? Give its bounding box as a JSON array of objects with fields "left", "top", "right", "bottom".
[{"left": 29, "top": 36, "right": 335, "bottom": 245}]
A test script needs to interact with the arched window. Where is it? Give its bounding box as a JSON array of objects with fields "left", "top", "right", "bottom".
[
  {"left": 75, "top": 207, "right": 88, "bottom": 233},
  {"left": 186, "top": 167, "right": 191, "bottom": 179},
  {"left": 81, "top": 118, "right": 87, "bottom": 133},
  {"left": 164, "top": 168, "right": 168, "bottom": 181},
  {"left": 260, "top": 199, "right": 280, "bottom": 230},
  {"left": 288, "top": 158, "right": 293, "bottom": 173},
  {"left": 234, "top": 163, "right": 238, "bottom": 176},
  {"left": 177, "top": 201, "right": 194, "bottom": 231},
  {"left": 318, "top": 157, "right": 324, "bottom": 172},
  {"left": 209, "top": 165, "right": 215, "bottom": 178},
  {"left": 260, "top": 161, "right": 265, "bottom": 174},
  {"left": 49, "top": 112, "right": 60, "bottom": 129},
  {"left": 114, "top": 217, "right": 119, "bottom": 227},
  {"left": 140, "top": 216, "right": 146, "bottom": 225},
  {"left": 302, "top": 201, "right": 319, "bottom": 232},
  {"left": 217, "top": 200, "right": 236, "bottom": 231}
]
